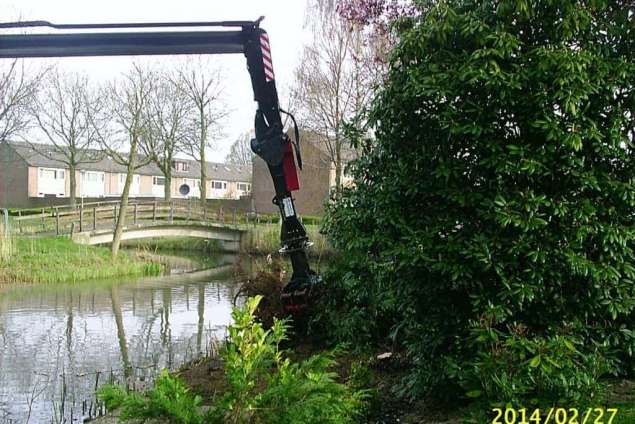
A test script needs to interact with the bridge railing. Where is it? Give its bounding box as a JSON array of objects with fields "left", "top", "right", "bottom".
[{"left": 5, "top": 199, "right": 277, "bottom": 236}]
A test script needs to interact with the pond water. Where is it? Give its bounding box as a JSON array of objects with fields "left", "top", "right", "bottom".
[{"left": 0, "top": 258, "right": 241, "bottom": 423}]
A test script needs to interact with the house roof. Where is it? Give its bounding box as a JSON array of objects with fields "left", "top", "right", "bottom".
[
  {"left": 171, "top": 158, "right": 252, "bottom": 182},
  {"left": 291, "top": 129, "right": 359, "bottom": 163},
  {"left": 6, "top": 141, "right": 251, "bottom": 182}
]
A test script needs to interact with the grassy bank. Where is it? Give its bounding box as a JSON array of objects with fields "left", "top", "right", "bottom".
[
  {"left": 0, "top": 236, "right": 162, "bottom": 284},
  {"left": 124, "top": 237, "right": 223, "bottom": 270},
  {"left": 241, "top": 223, "right": 332, "bottom": 257},
  {"left": 121, "top": 237, "right": 221, "bottom": 254}
]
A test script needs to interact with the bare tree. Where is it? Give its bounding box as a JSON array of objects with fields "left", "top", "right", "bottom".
[
  {"left": 140, "top": 70, "right": 192, "bottom": 201},
  {"left": 95, "top": 64, "right": 154, "bottom": 257},
  {"left": 0, "top": 60, "right": 46, "bottom": 140},
  {"left": 225, "top": 131, "right": 253, "bottom": 166},
  {"left": 28, "top": 70, "right": 104, "bottom": 207},
  {"left": 293, "top": 11, "right": 376, "bottom": 194},
  {"left": 175, "top": 59, "right": 227, "bottom": 201}
]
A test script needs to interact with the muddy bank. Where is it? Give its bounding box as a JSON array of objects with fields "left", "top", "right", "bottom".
[{"left": 87, "top": 346, "right": 461, "bottom": 424}]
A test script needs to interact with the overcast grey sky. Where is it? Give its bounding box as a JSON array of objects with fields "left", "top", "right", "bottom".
[{"left": 0, "top": 0, "right": 309, "bottom": 161}]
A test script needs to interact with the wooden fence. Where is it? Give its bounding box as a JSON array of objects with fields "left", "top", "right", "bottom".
[{"left": 3, "top": 199, "right": 281, "bottom": 236}]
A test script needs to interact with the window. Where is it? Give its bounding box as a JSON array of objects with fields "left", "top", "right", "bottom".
[
  {"left": 211, "top": 180, "right": 227, "bottom": 190},
  {"left": 171, "top": 160, "right": 190, "bottom": 172},
  {"left": 82, "top": 171, "right": 104, "bottom": 182},
  {"left": 153, "top": 176, "right": 165, "bottom": 186},
  {"left": 39, "top": 168, "right": 65, "bottom": 179},
  {"left": 119, "top": 174, "right": 140, "bottom": 190},
  {"left": 120, "top": 174, "right": 139, "bottom": 183},
  {"left": 237, "top": 182, "right": 251, "bottom": 192},
  {"left": 40, "top": 169, "right": 54, "bottom": 179},
  {"left": 83, "top": 172, "right": 101, "bottom": 182}
]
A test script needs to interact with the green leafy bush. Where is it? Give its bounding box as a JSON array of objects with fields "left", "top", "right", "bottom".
[
  {"left": 98, "top": 296, "right": 366, "bottom": 423},
  {"left": 447, "top": 325, "right": 611, "bottom": 405},
  {"left": 209, "top": 296, "right": 367, "bottom": 423},
  {"left": 98, "top": 370, "right": 204, "bottom": 424},
  {"left": 321, "top": 0, "right": 635, "bottom": 404}
]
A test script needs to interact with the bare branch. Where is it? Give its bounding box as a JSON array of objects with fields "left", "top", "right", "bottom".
[
  {"left": 225, "top": 131, "right": 254, "bottom": 166},
  {"left": 0, "top": 59, "right": 49, "bottom": 140},
  {"left": 293, "top": 11, "right": 376, "bottom": 193},
  {"left": 95, "top": 63, "right": 155, "bottom": 257},
  {"left": 139, "top": 67, "right": 194, "bottom": 200},
  {"left": 172, "top": 57, "right": 228, "bottom": 200},
  {"left": 26, "top": 69, "right": 105, "bottom": 206}
]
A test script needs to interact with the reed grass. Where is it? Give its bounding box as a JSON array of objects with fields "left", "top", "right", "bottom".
[
  {"left": 0, "top": 236, "right": 162, "bottom": 284},
  {"left": 0, "top": 222, "right": 15, "bottom": 264}
]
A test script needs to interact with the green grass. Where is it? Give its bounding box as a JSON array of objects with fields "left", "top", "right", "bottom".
[
  {"left": 607, "top": 379, "right": 635, "bottom": 424},
  {"left": 122, "top": 237, "right": 222, "bottom": 253},
  {"left": 612, "top": 402, "right": 635, "bottom": 424},
  {"left": 121, "top": 237, "right": 224, "bottom": 270},
  {"left": 0, "top": 236, "right": 162, "bottom": 284},
  {"left": 7, "top": 207, "right": 52, "bottom": 216},
  {"left": 0, "top": 224, "right": 15, "bottom": 263},
  {"left": 245, "top": 213, "right": 323, "bottom": 226},
  {"left": 241, "top": 223, "right": 332, "bottom": 257}
]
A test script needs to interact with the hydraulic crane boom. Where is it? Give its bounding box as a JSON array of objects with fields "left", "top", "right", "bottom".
[{"left": 0, "top": 18, "right": 320, "bottom": 309}]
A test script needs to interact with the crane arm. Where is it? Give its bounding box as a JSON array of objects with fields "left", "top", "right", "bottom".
[{"left": 0, "top": 19, "right": 320, "bottom": 310}]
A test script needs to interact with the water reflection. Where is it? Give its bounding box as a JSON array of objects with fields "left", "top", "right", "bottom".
[{"left": 0, "top": 266, "right": 240, "bottom": 423}]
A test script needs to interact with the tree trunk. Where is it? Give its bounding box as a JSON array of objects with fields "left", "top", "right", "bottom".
[
  {"left": 199, "top": 144, "right": 207, "bottom": 201},
  {"left": 335, "top": 161, "right": 342, "bottom": 195},
  {"left": 69, "top": 165, "right": 77, "bottom": 208},
  {"left": 164, "top": 171, "right": 172, "bottom": 201},
  {"left": 199, "top": 110, "right": 207, "bottom": 201},
  {"left": 111, "top": 145, "right": 137, "bottom": 257},
  {"left": 334, "top": 139, "right": 342, "bottom": 196}
]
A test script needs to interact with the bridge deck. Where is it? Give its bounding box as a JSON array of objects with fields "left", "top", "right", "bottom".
[{"left": 72, "top": 222, "right": 244, "bottom": 252}]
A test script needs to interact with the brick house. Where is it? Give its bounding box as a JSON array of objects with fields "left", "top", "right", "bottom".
[
  {"left": 0, "top": 141, "right": 251, "bottom": 208},
  {"left": 251, "top": 130, "right": 356, "bottom": 216}
]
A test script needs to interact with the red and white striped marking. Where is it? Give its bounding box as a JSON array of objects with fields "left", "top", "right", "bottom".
[{"left": 260, "top": 33, "right": 275, "bottom": 82}]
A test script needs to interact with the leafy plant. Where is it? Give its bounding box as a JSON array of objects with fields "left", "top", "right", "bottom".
[
  {"left": 98, "top": 296, "right": 367, "bottom": 423},
  {"left": 321, "top": 0, "right": 635, "bottom": 404},
  {"left": 209, "top": 295, "right": 367, "bottom": 424},
  {"left": 447, "top": 325, "right": 611, "bottom": 406},
  {"left": 99, "top": 370, "right": 204, "bottom": 424}
]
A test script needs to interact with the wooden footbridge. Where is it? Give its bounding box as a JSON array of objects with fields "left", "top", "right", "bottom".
[{"left": 3, "top": 200, "right": 256, "bottom": 252}]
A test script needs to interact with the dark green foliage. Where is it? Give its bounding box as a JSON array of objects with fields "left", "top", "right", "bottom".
[
  {"left": 322, "top": 0, "right": 635, "bottom": 404},
  {"left": 448, "top": 327, "right": 611, "bottom": 405}
]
